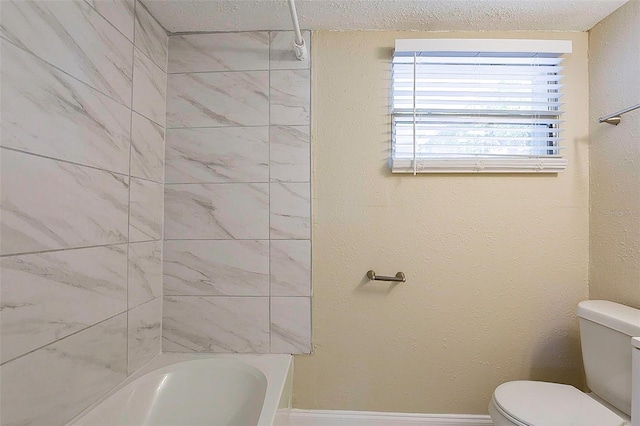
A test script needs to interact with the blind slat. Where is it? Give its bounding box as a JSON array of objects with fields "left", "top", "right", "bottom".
[
  {"left": 395, "top": 137, "right": 562, "bottom": 142},
  {"left": 393, "top": 64, "right": 564, "bottom": 74},
  {"left": 395, "top": 126, "right": 563, "bottom": 133},
  {"left": 393, "top": 76, "right": 563, "bottom": 82},
  {"left": 393, "top": 99, "right": 563, "bottom": 107},
  {"left": 395, "top": 152, "right": 562, "bottom": 156},
  {"left": 393, "top": 115, "right": 564, "bottom": 124},
  {"left": 393, "top": 57, "right": 563, "bottom": 65},
  {"left": 392, "top": 82, "right": 563, "bottom": 90},
  {"left": 393, "top": 89, "right": 562, "bottom": 97},
  {"left": 393, "top": 108, "right": 562, "bottom": 116}
]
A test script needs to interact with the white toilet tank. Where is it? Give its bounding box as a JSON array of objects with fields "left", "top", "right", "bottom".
[{"left": 577, "top": 300, "right": 640, "bottom": 417}]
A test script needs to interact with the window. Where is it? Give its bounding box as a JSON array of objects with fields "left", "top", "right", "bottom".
[{"left": 391, "top": 39, "right": 572, "bottom": 173}]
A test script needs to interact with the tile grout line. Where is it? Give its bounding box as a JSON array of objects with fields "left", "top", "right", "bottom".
[
  {"left": 168, "top": 69, "right": 271, "bottom": 75},
  {"left": 166, "top": 121, "right": 312, "bottom": 131},
  {"left": 166, "top": 295, "right": 299, "bottom": 298},
  {"left": 126, "top": 0, "right": 138, "bottom": 376},
  {"left": 0, "top": 147, "right": 163, "bottom": 185},
  {"left": 82, "top": 0, "right": 134, "bottom": 47},
  {"left": 134, "top": 41, "right": 167, "bottom": 77},
  {"left": 160, "top": 33, "right": 169, "bottom": 359},
  {"left": 310, "top": 31, "right": 313, "bottom": 353},
  {"left": 132, "top": 101, "right": 166, "bottom": 129},
  {"left": 133, "top": 44, "right": 167, "bottom": 81},
  {"left": 0, "top": 34, "right": 133, "bottom": 112},
  {"left": 132, "top": 106, "right": 167, "bottom": 133},
  {"left": 169, "top": 30, "right": 273, "bottom": 36},
  {"left": 163, "top": 238, "right": 271, "bottom": 241},
  {"left": 164, "top": 181, "right": 307, "bottom": 185},
  {"left": 132, "top": 294, "right": 163, "bottom": 309},
  {"left": 0, "top": 241, "right": 154, "bottom": 258},
  {"left": 307, "top": 31, "right": 313, "bottom": 354},
  {"left": 134, "top": 0, "right": 172, "bottom": 64},
  {"left": 167, "top": 124, "right": 276, "bottom": 130},
  {"left": 0, "top": 310, "right": 127, "bottom": 367},
  {"left": 268, "top": 31, "right": 272, "bottom": 354}
]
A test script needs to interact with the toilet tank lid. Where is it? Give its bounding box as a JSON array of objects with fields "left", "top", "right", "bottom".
[{"left": 577, "top": 300, "right": 640, "bottom": 337}]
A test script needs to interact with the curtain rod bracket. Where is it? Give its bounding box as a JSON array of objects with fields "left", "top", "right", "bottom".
[
  {"left": 287, "top": 0, "right": 307, "bottom": 61},
  {"left": 293, "top": 37, "right": 307, "bottom": 61}
]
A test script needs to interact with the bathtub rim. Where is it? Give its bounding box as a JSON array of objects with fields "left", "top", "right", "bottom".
[{"left": 66, "top": 352, "right": 293, "bottom": 426}]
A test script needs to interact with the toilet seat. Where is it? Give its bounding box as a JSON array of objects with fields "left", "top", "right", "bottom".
[{"left": 492, "top": 381, "right": 626, "bottom": 426}]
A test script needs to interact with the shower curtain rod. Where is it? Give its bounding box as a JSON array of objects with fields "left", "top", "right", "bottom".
[
  {"left": 598, "top": 102, "right": 640, "bottom": 125},
  {"left": 287, "top": 0, "right": 307, "bottom": 60}
]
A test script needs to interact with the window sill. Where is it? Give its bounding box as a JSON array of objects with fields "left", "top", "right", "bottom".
[{"left": 391, "top": 157, "right": 568, "bottom": 174}]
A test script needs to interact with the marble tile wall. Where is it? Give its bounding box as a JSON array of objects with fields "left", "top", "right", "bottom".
[
  {"left": 0, "top": 2, "right": 167, "bottom": 425},
  {"left": 163, "top": 30, "right": 312, "bottom": 355}
]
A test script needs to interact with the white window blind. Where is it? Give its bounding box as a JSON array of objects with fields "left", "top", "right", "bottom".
[{"left": 391, "top": 39, "right": 572, "bottom": 174}]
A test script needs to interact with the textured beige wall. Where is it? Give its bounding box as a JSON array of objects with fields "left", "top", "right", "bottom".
[
  {"left": 589, "top": 0, "right": 640, "bottom": 309},
  {"left": 293, "top": 31, "right": 590, "bottom": 414}
]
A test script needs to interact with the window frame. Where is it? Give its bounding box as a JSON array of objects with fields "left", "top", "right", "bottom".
[{"left": 390, "top": 39, "right": 572, "bottom": 174}]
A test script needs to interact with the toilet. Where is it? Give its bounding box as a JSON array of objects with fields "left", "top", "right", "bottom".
[{"left": 489, "top": 300, "right": 640, "bottom": 426}]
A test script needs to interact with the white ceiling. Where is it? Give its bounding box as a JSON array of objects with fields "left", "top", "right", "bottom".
[{"left": 143, "top": 0, "right": 628, "bottom": 34}]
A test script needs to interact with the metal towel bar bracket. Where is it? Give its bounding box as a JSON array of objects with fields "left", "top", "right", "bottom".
[
  {"left": 367, "top": 270, "right": 406, "bottom": 282},
  {"left": 598, "top": 103, "right": 640, "bottom": 125}
]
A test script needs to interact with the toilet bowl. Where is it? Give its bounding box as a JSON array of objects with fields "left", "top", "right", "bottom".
[
  {"left": 489, "top": 300, "right": 640, "bottom": 426},
  {"left": 489, "top": 381, "right": 628, "bottom": 426}
]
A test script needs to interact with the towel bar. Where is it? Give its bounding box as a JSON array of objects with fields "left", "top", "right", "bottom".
[
  {"left": 366, "top": 270, "right": 406, "bottom": 282},
  {"left": 598, "top": 102, "right": 640, "bottom": 125}
]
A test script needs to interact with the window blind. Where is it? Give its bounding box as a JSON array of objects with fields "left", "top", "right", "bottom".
[{"left": 391, "top": 39, "right": 572, "bottom": 173}]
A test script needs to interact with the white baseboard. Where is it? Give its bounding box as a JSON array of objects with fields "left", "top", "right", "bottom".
[{"left": 288, "top": 409, "right": 493, "bottom": 426}]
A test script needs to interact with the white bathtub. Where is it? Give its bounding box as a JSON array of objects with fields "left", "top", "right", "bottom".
[{"left": 67, "top": 353, "right": 293, "bottom": 426}]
